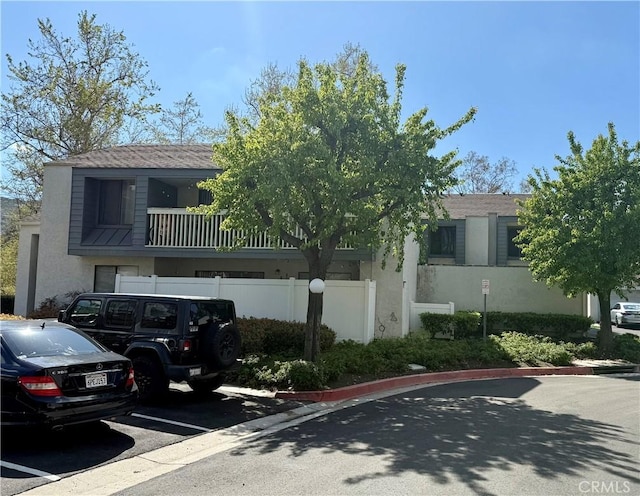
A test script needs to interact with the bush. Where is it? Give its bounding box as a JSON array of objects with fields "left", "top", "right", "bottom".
[
  {"left": 491, "top": 332, "right": 573, "bottom": 366},
  {"left": 612, "top": 333, "right": 640, "bottom": 363},
  {"left": 419, "top": 311, "right": 482, "bottom": 340},
  {"left": 26, "top": 290, "right": 84, "bottom": 319},
  {"left": 237, "top": 317, "right": 336, "bottom": 357},
  {"left": 0, "top": 295, "right": 15, "bottom": 315},
  {"left": 485, "top": 312, "right": 592, "bottom": 340}
]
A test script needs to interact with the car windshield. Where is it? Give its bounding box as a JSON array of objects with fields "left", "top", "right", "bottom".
[{"left": 2, "top": 327, "right": 103, "bottom": 358}]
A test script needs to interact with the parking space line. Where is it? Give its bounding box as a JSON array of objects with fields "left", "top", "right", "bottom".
[
  {"left": 0, "top": 461, "right": 61, "bottom": 481},
  {"left": 131, "top": 413, "right": 212, "bottom": 432}
]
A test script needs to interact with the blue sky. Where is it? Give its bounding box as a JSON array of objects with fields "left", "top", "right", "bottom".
[{"left": 1, "top": 1, "right": 638, "bottom": 188}]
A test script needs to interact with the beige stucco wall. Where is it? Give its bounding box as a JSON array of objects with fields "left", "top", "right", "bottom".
[
  {"left": 465, "top": 217, "right": 489, "bottom": 265},
  {"left": 360, "top": 233, "right": 417, "bottom": 339},
  {"left": 416, "top": 265, "right": 584, "bottom": 315}
]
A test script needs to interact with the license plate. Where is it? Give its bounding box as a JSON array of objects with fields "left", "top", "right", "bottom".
[
  {"left": 85, "top": 373, "right": 107, "bottom": 388},
  {"left": 189, "top": 367, "right": 201, "bottom": 377}
]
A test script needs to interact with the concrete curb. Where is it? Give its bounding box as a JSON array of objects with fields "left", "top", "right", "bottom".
[{"left": 275, "top": 366, "right": 596, "bottom": 402}]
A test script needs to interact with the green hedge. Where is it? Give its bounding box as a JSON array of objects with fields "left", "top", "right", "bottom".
[
  {"left": 484, "top": 311, "right": 593, "bottom": 340},
  {"left": 420, "top": 310, "right": 592, "bottom": 341},
  {"left": 237, "top": 317, "right": 336, "bottom": 356},
  {"left": 419, "top": 311, "right": 482, "bottom": 339}
]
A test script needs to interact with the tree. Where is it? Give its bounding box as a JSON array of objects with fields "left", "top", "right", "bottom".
[
  {"left": 1, "top": 10, "right": 159, "bottom": 205},
  {"left": 149, "top": 92, "right": 214, "bottom": 144},
  {"left": 453, "top": 151, "right": 518, "bottom": 194},
  {"left": 515, "top": 123, "right": 640, "bottom": 353},
  {"left": 196, "top": 49, "right": 476, "bottom": 361}
]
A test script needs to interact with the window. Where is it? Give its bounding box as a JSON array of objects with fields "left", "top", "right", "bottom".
[
  {"left": 98, "top": 180, "right": 135, "bottom": 226},
  {"left": 507, "top": 226, "right": 523, "bottom": 258},
  {"left": 141, "top": 302, "right": 178, "bottom": 330},
  {"left": 69, "top": 298, "right": 103, "bottom": 327},
  {"left": 429, "top": 226, "right": 456, "bottom": 256},
  {"left": 104, "top": 300, "right": 137, "bottom": 328}
]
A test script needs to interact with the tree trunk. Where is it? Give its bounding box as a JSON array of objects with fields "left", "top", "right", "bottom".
[
  {"left": 303, "top": 249, "right": 331, "bottom": 362},
  {"left": 597, "top": 291, "right": 613, "bottom": 355}
]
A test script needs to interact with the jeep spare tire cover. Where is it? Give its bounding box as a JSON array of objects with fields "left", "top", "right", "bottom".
[{"left": 203, "top": 322, "right": 241, "bottom": 368}]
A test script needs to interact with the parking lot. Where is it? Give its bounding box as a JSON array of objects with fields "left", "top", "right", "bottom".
[{"left": 0, "top": 383, "right": 307, "bottom": 496}]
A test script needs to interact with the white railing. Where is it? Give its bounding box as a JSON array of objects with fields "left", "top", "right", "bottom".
[{"left": 146, "top": 208, "right": 354, "bottom": 250}]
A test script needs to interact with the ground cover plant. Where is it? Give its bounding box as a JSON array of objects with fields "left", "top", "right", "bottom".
[{"left": 227, "top": 319, "right": 638, "bottom": 391}]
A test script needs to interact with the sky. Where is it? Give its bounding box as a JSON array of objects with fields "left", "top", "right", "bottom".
[{"left": 1, "top": 1, "right": 639, "bottom": 189}]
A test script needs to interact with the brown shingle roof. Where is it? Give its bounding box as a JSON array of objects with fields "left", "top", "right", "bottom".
[
  {"left": 438, "top": 193, "right": 530, "bottom": 218},
  {"left": 45, "top": 144, "right": 218, "bottom": 169}
]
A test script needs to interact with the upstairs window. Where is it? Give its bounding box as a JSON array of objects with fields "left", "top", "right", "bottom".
[
  {"left": 429, "top": 226, "right": 456, "bottom": 256},
  {"left": 99, "top": 180, "right": 135, "bottom": 225},
  {"left": 507, "top": 226, "right": 523, "bottom": 258}
]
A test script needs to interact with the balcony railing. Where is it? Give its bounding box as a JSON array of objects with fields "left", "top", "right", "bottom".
[{"left": 146, "top": 208, "right": 353, "bottom": 250}]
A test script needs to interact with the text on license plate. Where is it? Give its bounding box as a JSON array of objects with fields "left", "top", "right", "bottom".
[
  {"left": 85, "top": 373, "right": 108, "bottom": 388},
  {"left": 189, "top": 367, "right": 201, "bottom": 377}
]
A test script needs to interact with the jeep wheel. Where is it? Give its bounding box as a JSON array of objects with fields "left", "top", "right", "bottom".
[
  {"left": 132, "top": 355, "right": 168, "bottom": 402},
  {"left": 188, "top": 374, "right": 226, "bottom": 396},
  {"left": 204, "top": 323, "right": 241, "bottom": 369}
]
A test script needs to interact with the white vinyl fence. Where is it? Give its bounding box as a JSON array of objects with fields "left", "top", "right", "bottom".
[{"left": 115, "top": 275, "right": 376, "bottom": 344}]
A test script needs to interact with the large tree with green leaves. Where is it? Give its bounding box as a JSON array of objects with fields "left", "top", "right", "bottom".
[
  {"left": 196, "top": 49, "right": 476, "bottom": 361},
  {"left": 1, "top": 10, "right": 159, "bottom": 206},
  {"left": 516, "top": 123, "right": 640, "bottom": 353}
]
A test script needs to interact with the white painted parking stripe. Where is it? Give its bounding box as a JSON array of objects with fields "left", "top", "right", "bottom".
[
  {"left": 0, "top": 460, "right": 61, "bottom": 481},
  {"left": 131, "top": 413, "right": 212, "bottom": 432}
]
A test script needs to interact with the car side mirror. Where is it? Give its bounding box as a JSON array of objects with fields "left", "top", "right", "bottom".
[{"left": 58, "top": 309, "right": 66, "bottom": 322}]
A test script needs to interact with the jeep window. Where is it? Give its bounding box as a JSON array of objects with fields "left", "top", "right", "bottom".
[
  {"left": 69, "top": 299, "right": 102, "bottom": 327},
  {"left": 104, "top": 300, "right": 137, "bottom": 328},
  {"left": 191, "top": 301, "right": 234, "bottom": 325},
  {"left": 141, "top": 302, "right": 178, "bottom": 330}
]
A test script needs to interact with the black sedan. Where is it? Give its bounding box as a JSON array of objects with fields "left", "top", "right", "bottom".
[{"left": 1, "top": 319, "right": 138, "bottom": 430}]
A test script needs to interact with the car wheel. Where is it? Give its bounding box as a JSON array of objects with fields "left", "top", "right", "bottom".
[
  {"left": 132, "top": 355, "right": 168, "bottom": 402},
  {"left": 204, "top": 323, "right": 241, "bottom": 369},
  {"left": 188, "top": 374, "right": 226, "bottom": 396}
]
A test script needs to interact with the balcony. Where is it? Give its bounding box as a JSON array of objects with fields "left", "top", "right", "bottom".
[{"left": 146, "top": 208, "right": 354, "bottom": 250}]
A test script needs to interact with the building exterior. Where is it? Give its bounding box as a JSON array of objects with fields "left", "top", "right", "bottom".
[
  {"left": 15, "top": 145, "right": 590, "bottom": 340},
  {"left": 416, "top": 194, "right": 586, "bottom": 316}
]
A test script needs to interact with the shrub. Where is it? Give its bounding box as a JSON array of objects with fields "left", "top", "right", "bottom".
[
  {"left": 491, "top": 332, "right": 573, "bottom": 366},
  {"left": 419, "top": 313, "right": 454, "bottom": 339},
  {"left": 485, "top": 312, "right": 592, "bottom": 340},
  {"left": 26, "top": 290, "right": 85, "bottom": 319},
  {"left": 237, "top": 317, "right": 336, "bottom": 357},
  {"left": 612, "top": 333, "right": 640, "bottom": 363},
  {"left": 0, "top": 295, "right": 15, "bottom": 315}
]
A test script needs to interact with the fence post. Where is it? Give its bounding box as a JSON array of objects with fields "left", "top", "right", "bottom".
[
  {"left": 363, "top": 279, "right": 376, "bottom": 344},
  {"left": 150, "top": 274, "right": 158, "bottom": 293},
  {"left": 287, "top": 277, "right": 295, "bottom": 321},
  {"left": 212, "top": 276, "right": 221, "bottom": 298}
]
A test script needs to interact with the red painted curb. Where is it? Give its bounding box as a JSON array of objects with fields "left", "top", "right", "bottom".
[{"left": 274, "top": 366, "right": 595, "bottom": 402}]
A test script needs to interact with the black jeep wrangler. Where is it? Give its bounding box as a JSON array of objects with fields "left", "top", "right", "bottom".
[{"left": 58, "top": 293, "right": 241, "bottom": 401}]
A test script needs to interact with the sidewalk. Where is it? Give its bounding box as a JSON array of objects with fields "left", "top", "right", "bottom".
[{"left": 275, "top": 360, "right": 640, "bottom": 403}]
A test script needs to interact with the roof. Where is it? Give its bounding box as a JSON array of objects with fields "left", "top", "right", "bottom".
[
  {"left": 438, "top": 193, "right": 530, "bottom": 219},
  {"left": 46, "top": 144, "right": 219, "bottom": 169}
]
